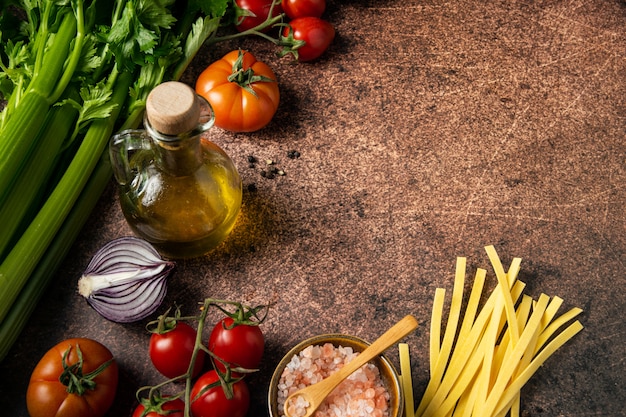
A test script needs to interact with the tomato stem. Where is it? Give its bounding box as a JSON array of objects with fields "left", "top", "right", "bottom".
[
  {"left": 59, "top": 344, "right": 114, "bottom": 396},
  {"left": 182, "top": 299, "right": 210, "bottom": 416},
  {"left": 146, "top": 305, "right": 186, "bottom": 334},
  {"left": 226, "top": 50, "right": 277, "bottom": 97},
  {"left": 136, "top": 390, "right": 184, "bottom": 417},
  {"left": 275, "top": 23, "right": 307, "bottom": 60},
  {"left": 206, "top": 1, "right": 286, "bottom": 46}
]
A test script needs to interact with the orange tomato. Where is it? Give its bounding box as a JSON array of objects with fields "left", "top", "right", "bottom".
[
  {"left": 26, "top": 338, "right": 118, "bottom": 417},
  {"left": 195, "top": 50, "right": 280, "bottom": 132}
]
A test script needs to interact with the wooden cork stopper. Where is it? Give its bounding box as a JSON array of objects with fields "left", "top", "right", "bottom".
[{"left": 146, "top": 81, "right": 201, "bottom": 135}]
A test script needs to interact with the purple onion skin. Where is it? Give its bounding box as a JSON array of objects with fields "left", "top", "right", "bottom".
[
  {"left": 89, "top": 276, "right": 169, "bottom": 323},
  {"left": 79, "top": 237, "right": 175, "bottom": 323}
]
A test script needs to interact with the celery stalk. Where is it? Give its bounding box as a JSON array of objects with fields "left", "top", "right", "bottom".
[
  {"left": 0, "top": 12, "right": 78, "bottom": 205},
  {"left": 0, "top": 70, "right": 133, "bottom": 324},
  {"left": 28, "top": 10, "right": 84, "bottom": 101},
  {"left": 0, "top": 92, "right": 50, "bottom": 204},
  {"left": 0, "top": 102, "right": 78, "bottom": 260},
  {"left": 0, "top": 153, "right": 113, "bottom": 361}
]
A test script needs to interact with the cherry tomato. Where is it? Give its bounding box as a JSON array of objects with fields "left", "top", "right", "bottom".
[
  {"left": 235, "top": 0, "right": 283, "bottom": 32},
  {"left": 26, "top": 338, "right": 118, "bottom": 417},
  {"left": 282, "top": 0, "right": 325, "bottom": 19},
  {"left": 208, "top": 316, "right": 264, "bottom": 373},
  {"left": 132, "top": 397, "right": 185, "bottom": 417},
  {"left": 190, "top": 370, "right": 250, "bottom": 417},
  {"left": 149, "top": 321, "right": 205, "bottom": 379},
  {"left": 283, "top": 17, "right": 335, "bottom": 62},
  {"left": 195, "top": 50, "right": 280, "bottom": 132}
]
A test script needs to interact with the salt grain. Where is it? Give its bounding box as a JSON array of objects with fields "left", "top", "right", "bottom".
[{"left": 277, "top": 343, "right": 391, "bottom": 417}]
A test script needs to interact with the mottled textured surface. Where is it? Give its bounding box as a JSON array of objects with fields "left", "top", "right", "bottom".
[{"left": 1, "top": 1, "right": 624, "bottom": 416}]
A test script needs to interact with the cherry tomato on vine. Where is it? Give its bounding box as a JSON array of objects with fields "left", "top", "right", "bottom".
[
  {"left": 282, "top": 0, "right": 325, "bottom": 19},
  {"left": 208, "top": 316, "right": 265, "bottom": 374},
  {"left": 149, "top": 321, "right": 205, "bottom": 379},
  {"left": 26, "top": 338, "right": 118, "bottom": 417},
  {"left": 190, "top": 370, "right": 250, "bottom": 417},
  {"left": 235, "top": 0, "right": 283, "bottom": 33},
  {"left": 195, "top": 50, "right": 280, "bottom": 132},
  {"left": 132, "top": 396, "right": 185, "bottom": 417},
  {"left": 283, "top": 17, "right": 335, "bottom": 62}
]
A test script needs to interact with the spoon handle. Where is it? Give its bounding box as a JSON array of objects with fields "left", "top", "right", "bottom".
[{"left": 315, "top": 315, "right": 418, "bottom": 398}]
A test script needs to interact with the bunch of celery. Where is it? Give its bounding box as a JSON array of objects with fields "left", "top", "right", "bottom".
[{"left": 0, "top": 0, "right": 232, "bottom": 361}]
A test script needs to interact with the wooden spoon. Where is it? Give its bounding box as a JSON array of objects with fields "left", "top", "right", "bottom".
[{"left": 283, "top": 314, "right": 418, "bottom": 417}]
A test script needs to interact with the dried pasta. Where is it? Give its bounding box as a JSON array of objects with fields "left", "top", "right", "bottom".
[{"left": 402, "top": 246, "right": 583, "bottom": 417}]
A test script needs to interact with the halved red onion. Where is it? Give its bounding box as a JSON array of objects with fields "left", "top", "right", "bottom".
[{"left": 77, "top": 237, "right": 175, "bottom": 323}]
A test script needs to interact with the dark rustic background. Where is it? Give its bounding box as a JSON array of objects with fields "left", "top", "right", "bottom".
[{"left": 1, "top": 1, "right": 624, "bottom": 416}]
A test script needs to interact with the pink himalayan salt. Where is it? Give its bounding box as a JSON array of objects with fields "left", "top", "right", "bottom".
[{"left": 277, "top": 343, "right": 391, "bottom": 417}]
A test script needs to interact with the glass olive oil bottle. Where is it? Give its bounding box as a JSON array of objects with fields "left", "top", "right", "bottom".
[{"left": 110, "top": 82, "right": 242, "bottom": 259}]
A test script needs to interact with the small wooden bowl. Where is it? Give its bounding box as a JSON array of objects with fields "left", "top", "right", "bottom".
[{"left": 268, "top": 334, "right": 404, "bottom": 417}]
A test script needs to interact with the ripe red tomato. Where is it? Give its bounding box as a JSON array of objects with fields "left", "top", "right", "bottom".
[
  {"left": 26, "top": 338, "right": 118, "bottom": 417},
  {"left": 282, "top": 0, "right": 325, "bottom": 19},
  {"left": 190, "top": 370, "right": 250, "bottom": 417},
  {"left": 235, "top": 0, "right": 283, "bottom": 32},
  {"left": 208, "top": 316, "right": 264, "bottom": 373},
  {"left": 149, "top": 321, "right": 205, "bottom": 379},
  {"left": 132, "top": 397, "right": 185, "bottom": 417},
  {"left": 195, "top": 50, "right": 280, "bottom": 132},
  {"left": 283, "top": 17, "right": 335, "bottom": 62}
]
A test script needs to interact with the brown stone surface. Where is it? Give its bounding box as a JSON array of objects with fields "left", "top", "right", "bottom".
[{"left": 1, "top": 1, "right": 624, "bottom": 416}]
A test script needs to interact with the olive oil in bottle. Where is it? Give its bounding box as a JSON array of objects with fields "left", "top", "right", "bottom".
[{"left": 110, "top": 81, "right": 242, "bottom": 258}]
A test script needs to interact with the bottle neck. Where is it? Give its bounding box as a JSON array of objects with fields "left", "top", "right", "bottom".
[
  {"left": 153, "top": 133, "right": 204, "bottom": 176},
  {"left": 143, "top": 92, "right": 215, "bottom": 176}
]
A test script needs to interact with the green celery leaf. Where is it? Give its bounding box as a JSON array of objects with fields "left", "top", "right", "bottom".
[
  {"left": 74, "top": 34, "right": 104, "bottom": 76},
  {"left": 5, "top": 39, "right": 31, "bottom": 70},
  {"left": 1, "top": 39, "right": 32, "bottom": 88},
  {"left": 137, "top": 0, "right": 177, "bottom": 30},
  {"left": 188, "top": 0, "right": 229, "bottom": 19},
  {"left": 77, "top": 83, "right": 117, "bottom": 124},
  {"left": 128, "top": 33, "right": 183, "bottom": 110},
  {"left": 134, "top": 22, "right": 159, "bottom": 54},
  {"left": 99, "top": 0, "right": 180, "bottom": 72},
  {"left": 58, "top": 80, "right": 117, "bottom": 138},
  {"left": 183, "top": 15, "right": 220, "bottom": 61}
]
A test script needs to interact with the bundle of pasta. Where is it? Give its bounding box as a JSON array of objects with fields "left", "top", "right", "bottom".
[{"left": 400, "top": 246, "right": 583, "bottom": 417}]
